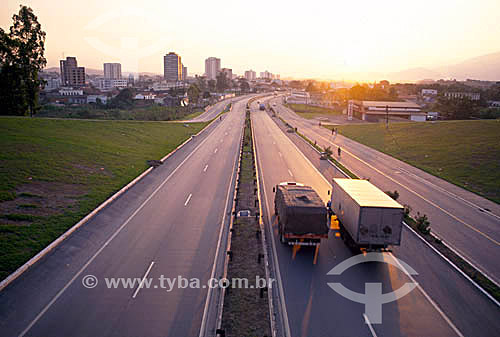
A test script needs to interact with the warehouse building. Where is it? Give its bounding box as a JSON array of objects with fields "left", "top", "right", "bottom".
[{"left": 348, "top": 100, "right": 426, "bottom": 122}]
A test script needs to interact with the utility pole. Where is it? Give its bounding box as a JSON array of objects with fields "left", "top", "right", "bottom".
[{"left": 386, "top": 105, "right": 389, "bottom": 129}]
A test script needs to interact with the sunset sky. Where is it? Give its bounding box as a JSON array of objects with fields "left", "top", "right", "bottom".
[{"left": 1, "top": 0, "right": 500, "bottom": 80}]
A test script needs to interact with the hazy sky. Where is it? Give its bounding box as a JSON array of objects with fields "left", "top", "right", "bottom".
[{"left": 2, "top": 0, "right": 500, "bottom": 80}]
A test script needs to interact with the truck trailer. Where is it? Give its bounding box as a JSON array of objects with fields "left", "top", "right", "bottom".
[
  {"left": 274, "top": 182, "right": 329, "bottom": 264},
  {"left": 330, "top": 178, "right": 404, "bottom": 251}
]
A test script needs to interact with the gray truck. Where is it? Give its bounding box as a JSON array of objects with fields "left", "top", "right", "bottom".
[
  {"left": 274, "top": 182, "right": 329, "bottom": 263},
  {"left": 330, "top": 178, "right": 404, "bottom": 251}
]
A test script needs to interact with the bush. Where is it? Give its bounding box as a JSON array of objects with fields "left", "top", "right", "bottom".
[
  {"left": 415, "top": 212, "right": 431, "bottom": 234},
  {"left": 385, "top": 190, "right": 400, "bottom": 200}
]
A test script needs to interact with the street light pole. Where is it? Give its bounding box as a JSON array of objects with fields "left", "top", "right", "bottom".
[{"left": 386, "top": 105, "right": 389, "bottom": 129}]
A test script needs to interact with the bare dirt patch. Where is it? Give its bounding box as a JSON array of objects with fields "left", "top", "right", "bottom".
[
  {"left": 71, "top": 163, "right": 112, "bottom": 177},
  {"left": 0, "top": 181, "right": 87, "bottom": 223}
]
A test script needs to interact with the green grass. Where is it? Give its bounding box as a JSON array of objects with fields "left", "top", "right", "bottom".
[
  {"left": 326, "top": 120, "right": 500, "bottom": 203},
  {"left": 285, "top": 103, "right": 342, "bottom": 119},
  {"left": 38, "top": 104, "right": 201, "bottom": 121},
  {"left": 0, "top": 117, "right": 208, "bottom": 280},
  {"left": 183, "top": 108, "right": 205, "bottom": 120}
]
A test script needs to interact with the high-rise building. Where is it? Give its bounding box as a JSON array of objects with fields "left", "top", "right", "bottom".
[
  {"left": 103, "top": 63, "right": 122, "bottom": 79},
  {"left": 182, "top": 65, "right": 188, "bottom": 81},
  {"left": 260, "top": 71, "right": 272, "bottom": 80},
  {"left": 221, "top": 68, "right": 232, "bottom": 81},
  {"left": 205, "top": 57, "right": 221, "bottom": 80},
  {"left": 244, "top": 70, "right": 256, "bottom": 81},
  {"left": 164, "top": 52, "right": 183, "bottom": 82},
  {"left": 60, "top": 56, "right": 85, "bottom": 86}
]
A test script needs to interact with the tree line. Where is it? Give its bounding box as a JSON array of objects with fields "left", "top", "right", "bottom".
[{"left": 0, "top": 6, "right": 46, "bottom": 116}]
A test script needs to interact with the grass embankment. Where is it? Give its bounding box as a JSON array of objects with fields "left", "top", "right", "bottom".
[
  {"left": 0, "top": 117, "right": 207, "bottom": 280},
  {"left": 221, "top": 110, "right": 271, "bottom": 337},
  {"left": 326, "top": 120, "right": 500, "bottom": 203},
  {"left": 285, "top": 103, "right": 342, "bottom": 119},
  {"left": 38, "top": 104, "right": 204, "bottom": 121}
]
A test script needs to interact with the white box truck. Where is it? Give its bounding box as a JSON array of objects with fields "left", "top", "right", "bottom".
[{"left": 330, "top": 178, "right": 404, "bottom": 251}]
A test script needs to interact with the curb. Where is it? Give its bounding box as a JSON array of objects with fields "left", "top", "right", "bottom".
[{"left": 0, "top": 114, "right": 222, "bottom": 292}]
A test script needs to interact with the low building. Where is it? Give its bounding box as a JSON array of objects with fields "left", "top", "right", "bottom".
[
  {"left": 96, "top": 78, "right": 128, "bottom": 91},
  {"left": 348, "top": 100, "right": 426, "bottom": 122},
  {"left": 87, "top": 95, "right": 109, "bottom": 104},
  {"left": 134, "top": 93, "right": 156, "bottom": 100},
  {"left": 151, "top": 81, "right": 188, "bottom": 91},
  {"left": 444, "top": 92, "right": 480, "bottom": 100},
  {"left": 59, "top": 88, "right": 84, "bottom": 96},
  {"left": 421, "top": 89, "right": 438, "bottom": 96},
  {"left": 42, "top": 77, "right": 61, "bottom": 91},
  {"left": 286, "top": 90, "right": 310, "bottom": 104}
]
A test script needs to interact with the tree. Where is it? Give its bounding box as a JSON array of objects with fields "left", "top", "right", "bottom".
[
  {"left": 434, "top": 96, "right": 477, "bottom": 120},
  {"left": 216, "top": 72, "right": 229, "bottom": 92},
  {"left": 109, "top": 88, "right": 135, "bottom": 108},
  {"left": 0, "top": 6, "right": 46, "bottom": 116},
  {"left": 187, "top": 84, "right": 200, "bottom": 105},
  {"left": 195, "top": 76, "right": 207, "bottom": 92},
  {"left": 239, "top": 79, "right": 250, "bottom": 93},
  {"left": 305, "top": 81, "right": 317, "bottom": 92},
  {"left": 208, "top": 79, "right": 216, "bottom": 92}
]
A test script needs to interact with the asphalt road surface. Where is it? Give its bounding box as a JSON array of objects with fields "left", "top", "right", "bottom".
[
  {"left": 251, "top": 102, "right": 500, "bottom": 337},
  {"left": 270, "top": 97, "right": 500, "bottom": 287},
  {"left": 0, "top": 98, "right": 250, "bottom": 337},
  {"left": 188, "top": 95, "right": 254, "bottom": 122}
]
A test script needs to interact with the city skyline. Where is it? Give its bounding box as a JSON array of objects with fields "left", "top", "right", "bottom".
[{"left": 1, "top": 0, "right": 500, "bottom": 81}]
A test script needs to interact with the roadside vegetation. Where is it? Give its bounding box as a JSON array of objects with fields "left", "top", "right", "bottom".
[
  {"left": 37, "top": 104, "right": 203, "bottom": 121},
  {"left": 387, "top": 191, "right": 500, "bottom": 301},
  {"left": 0, "top": 117, "right": 207, "bottom": 280},
  {"left": 285, "top": 103, "right": 342, "bottom": 119},
  {"left": 327, "top": 120, "right": 500, "bottom": 203}
]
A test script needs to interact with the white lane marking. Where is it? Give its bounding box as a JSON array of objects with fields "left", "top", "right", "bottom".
[
  {"left": 203, "top": 165, "right": 208, "bottom": 172},
  {"left": 261, "top": 110, "right": 465, "bottom": 337},
  {"left": 254, "top": 120, "right": 292, "bottom": 337},
  {"left": 199, "top": 121, "right": 242, "bottom": 337},
  {"left": 132, "top": 261, "right": 155, "bottom": 299},
  {"left": 278, "top": 152, "right": 282, "bottom": 158},
  {"left": 404, "top": 223, "right": 500, "bottom": 305},
  {"left": 388, "top": 253, "right": 465, "bottom": 337},
  {"left": 19, "top": 114, "right": 229, "bottom": 337},
  {"left": 214, "top": 148, "right": 218, "bottom": 154},
  {"left": 266, "top": 113, "right": 331, "bottom": 187},
  {"left": 397, "top": 167, "right": 500, "bottom": 221},
  {"left": 287, "top": 169, "right": 293, "bottom": 177},
  {"left": 225, "top": 132, "right": 228, "bottom": 135},
  {"left": 363, "top": 314, "right": 378, "bottom": 337},
  {"left": 184, "top": 194, "right": 192, "bottom": 206},
  {"left": 293, "top": 117, "right": 498, "bottom": 247}
]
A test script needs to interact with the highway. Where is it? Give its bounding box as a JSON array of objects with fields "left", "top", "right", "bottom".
[
  {"left": 270, "top": 97, "right": 500, "bottom": 287},
  {"left": 0, "top": 98, "right": 248, "bottom": 336},
  {"left": 251, "top": 100, "right": 500, "bottom": 337},
  {"left": 189, "top": 95, "right": 253, "bottom": 122}
]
